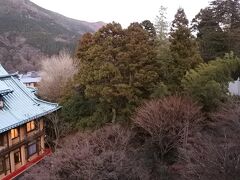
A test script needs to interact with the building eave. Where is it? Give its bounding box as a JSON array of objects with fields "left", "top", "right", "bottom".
[{"left": 0, "top": 106, "right": 61, "bottom": 134}]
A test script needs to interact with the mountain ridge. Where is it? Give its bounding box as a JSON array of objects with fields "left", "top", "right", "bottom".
[{"left": 0, "top": 0, "right": 105, "bottom": 72}]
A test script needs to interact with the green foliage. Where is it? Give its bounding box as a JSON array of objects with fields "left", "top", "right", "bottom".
[
  {"left": 74, "top": 22, "right": 159, "bottom": 125},
  {"left": 60, "top": 89, "right": 96, "bottom": 124},
  {"left": 60, "top": 84, "right": 118, "bottom": 129},
  {"left": 59, "top": 79, "right": 97, "bottom": 129},
  {"left": 76, "top": 104, "right": 112, "bottom": 129},
  {"left": 182, "top": 53, "right": 240, "bottom": 111},
  {"left": 150, "top": 82, "right": 170, "bottom": 98}
]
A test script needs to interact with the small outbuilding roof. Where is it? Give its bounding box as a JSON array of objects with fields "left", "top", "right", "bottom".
[{"left": 19, "top": 71, "right": 41, "bottom": 84}]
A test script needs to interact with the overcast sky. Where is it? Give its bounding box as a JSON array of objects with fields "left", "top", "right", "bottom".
[{"left": 31, "top": 0, "right": 210, "bottom": 27}]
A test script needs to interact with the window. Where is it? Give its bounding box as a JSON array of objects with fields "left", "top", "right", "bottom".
[
  {"left": 26, "top": 121, "right": 35, "bottom": 132},
  {"left": 28, "top": 142, "right": 37, "bottom": 157},
  {"left": 11, "top": 128, "right": 19, "bottom": 139},
  {"left": 14, "top": 150, "right": 21, "bottom": 164}
]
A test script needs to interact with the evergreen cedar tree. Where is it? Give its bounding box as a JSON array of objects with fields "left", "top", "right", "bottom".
[
  {"left": 193, "top": 0, "right": 240, "bottom": 62},
  {"left": 75, "top": 22, "right": 159, "bottom": 123},
  {"left": 168, "top": 8, "right": 202, "bottom": 90}
]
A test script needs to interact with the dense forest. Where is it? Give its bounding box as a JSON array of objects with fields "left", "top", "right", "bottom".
[{"left": 21, "top": 0, "right": 240, "bottom": 179}]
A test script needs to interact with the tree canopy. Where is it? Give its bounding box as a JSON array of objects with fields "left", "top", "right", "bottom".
[
  {"left": 74, "top": 22, "right": 159, "bottom": 123},
  {"left": 193, "top": 0, "right": 240, "bottom": 61}
]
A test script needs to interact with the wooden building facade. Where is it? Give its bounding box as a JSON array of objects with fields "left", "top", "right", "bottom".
[{"left": 0, "top": 65, "right": 59, "bottom": 179}]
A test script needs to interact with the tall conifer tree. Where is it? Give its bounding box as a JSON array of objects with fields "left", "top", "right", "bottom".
[{"left": 168, "top": 8, "right": 202, "bottom": 90}]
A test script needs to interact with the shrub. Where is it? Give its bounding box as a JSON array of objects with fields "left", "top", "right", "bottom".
[{"left": 182, "top": 53, "right": 240, "bottom": 111}]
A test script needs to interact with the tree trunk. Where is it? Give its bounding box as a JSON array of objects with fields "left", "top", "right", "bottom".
[{"left": 112, "top": 108, "right": 116, "bottom": 123}]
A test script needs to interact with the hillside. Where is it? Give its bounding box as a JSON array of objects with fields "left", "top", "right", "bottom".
[{"left": 0, "top": 0, "right": 104, "bottom": 72}]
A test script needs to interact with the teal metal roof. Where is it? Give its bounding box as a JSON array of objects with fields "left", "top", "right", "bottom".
[
  {"left": 0, "top": 65, "right": 60, "bottom": 133},
  {"left": 0, "top": 65, "right": 8, "bottom": 76},
  {"left": 0, "top": 81, "right": 13, "bottom": 94},
  {"left": 26, "top": 86, "right": 38, "bottom": 94}
]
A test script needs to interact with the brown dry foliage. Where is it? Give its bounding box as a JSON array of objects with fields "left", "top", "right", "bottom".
[
  {"left": 20, "top": 125, "right": 152, "bottom": 180},
  {"left": 181, "top": 99, "right": 240, "bottom": 180},
  {"left": 182, "top": 136, "right": 240, "bottom": 180},
  {"left": 19, "top": 98, "right": 240, "bottom": 180},
  {"left": 132, "top": 95, "right": 203, "bottom": 156},
  {"left": 21, "top": 96, "right": 206, "bottom": 180},
  {"left": 212, "top": 98, "right": 240, "bottom": 132},
  {"left": 133, "top": 95, "right": 203, "bottom": 137}
]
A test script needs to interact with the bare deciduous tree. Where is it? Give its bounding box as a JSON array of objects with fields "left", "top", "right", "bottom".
[
  {"left": 20, "top": 125, "right": 146, "bottom": 180},
  {"left": 38, "top": 50, "right": 77, "bottom": 102},
  {"left": 45, "top": 113, "right": 70, "bottom": 151},
  {"left": 181, "top": 99, "right": 240, "bottom": 180},
  {"left": 132, "top": 95, "right": 204, "bottom": 158},
  {"left": 182, "top": 135, "right": 240, "bottom": 180},
  {"left": 21, "top": 96, "right": 206, "bottom": 180}
]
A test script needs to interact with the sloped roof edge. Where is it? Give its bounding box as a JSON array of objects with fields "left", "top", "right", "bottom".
[
  {"left": 0, "top": 106, "right": 61, "bottom": 134},
  {"left": 0, "top": 64, "right": 61, "bottom": 133}
]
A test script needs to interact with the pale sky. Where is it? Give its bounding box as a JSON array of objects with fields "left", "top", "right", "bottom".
[{"left": 31, "top": 0, "right": 210, "bottom": 27}]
